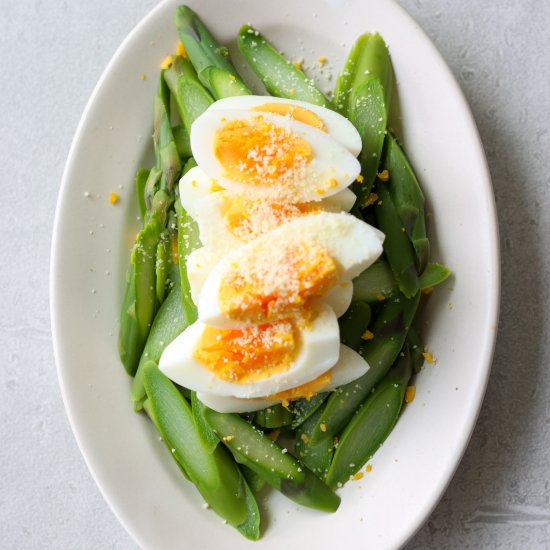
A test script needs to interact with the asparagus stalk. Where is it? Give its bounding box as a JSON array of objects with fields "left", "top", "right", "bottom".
[
  {"left": 172, "top": 124, "right": 192, "bottom": 159},
  {"left": 154, "top": 71, "right": 182, "bottom": 194},
  {"left": 238, "top": 24, "right": 331, "bottom": 107},
  {"left": 325, "top": 346, "right": 412, "bottom": 489},
  {"left": 254, "top": 404, "right": 293, "bottom": 429},
  {"left": 338, "top": 300, "right": 372, "bottom": 351},
  {"left": 294, "top": 407, "right": 334, "bottom": 481},
  {"left": 419, "top": 262, "right": 451, "bottom": 289},
  {"left": 143, "top": 364, "right": 260, "bottom": 540},
  {"left": 174, "top": 5, "right": 250, "bottom": 97},
  {"left": 309, "top": 291, "right": 419, "bottom": 445},
  {"left": 407, "top": 326, "right": 425, "bottom": 374},
  {"left": 135, "top": 168, "right": 150, "bottom": 221},
  {"left": 290, "top": 392, "right": 328, "bottom": 429},
  {"left": 352, "top": 260, "right": 397, "bottom": 302},
  {"left": 375, "top": 180, "right": 420, "bottom": 298},
  {"left": 164, "top": 56, "right": 214, "bottom": 134},
  {"left": 383, "top": 133, "right": 429, "bottom": 273},
  {"left": 334, "top": 33, "right": 393, "bottom": 206},
  {"left": 204, "top": 407, "right": 341, "bottom": 513},
  {"left": 131, "top": 272, "right": 186, "bottom": 406}
]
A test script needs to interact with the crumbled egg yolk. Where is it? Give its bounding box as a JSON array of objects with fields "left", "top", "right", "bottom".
[
  {"left": 222, "top": 197, "right": 321, "bottom": 241},
  {"left": 422, "top": 351, "right": 436, "bottom": 364},
  {"left": 160, "top": 55, "right": 174, "bottom": 69},
  {"left": 219, "top": 241, "right": 340, "bottom": 323},
  {"left": 214, "top": 116, "right": 313, "bottom": 188},
  {"left": 193, "top": 320, "right": 299, "bottom": 383},
  {"left": 405, "top": 385, "right": 416, "bottom": 403},
  {"left": 176, "top": 41, "right": 188, "bottom": 59}
]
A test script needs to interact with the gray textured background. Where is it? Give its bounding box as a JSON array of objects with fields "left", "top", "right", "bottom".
[{"left": 2, "top": 0, "right": 549, "bottom": 548}]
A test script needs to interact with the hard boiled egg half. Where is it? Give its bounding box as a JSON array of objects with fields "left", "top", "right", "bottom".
[
  {"left": 159, "top": 302, "right": 370, "bottom": 411},
  {"left": 190, "top": 98, "right": 362, "bottom": 203},
  {"left": 197, "top": 211, "right": 384, "bottom": 328}
]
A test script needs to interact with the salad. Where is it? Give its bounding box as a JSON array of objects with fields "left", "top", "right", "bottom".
[{"left": 118, "top": 5, "right": 450, "bottom": 540}]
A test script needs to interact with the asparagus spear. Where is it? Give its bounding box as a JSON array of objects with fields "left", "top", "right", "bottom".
[
  {"left": 407, "top": 326, "right": 425, "bottom": 374},
  {"left": 135, "top": 168, "right": 150, "bottom": 221},
  {"left": 309, "top": 291, "right": 419, "bottom": 445},
  {"left": 172, "top": 124, "right": 192, "bottom": 159},
  {"left": 142, "top": 166, "right": 162, "bottom": 213},
  {"left": 130, "top": 274, "right": 187, "bottom": 406},
  {"left": 352, "top": 260, "right": 397, "bottom": 302},
  {"left": 338, "top": 300, "right": 372, "bottom": 351},
  {"left": 204, "top": 407, "right": 340, "bottom": 512},
  {"left": 164, "top": 56, "right": 214, "bottom": 134},
  {"left": 325, "top": 346, "right": 412, "bottom": 489},
  {"left": 334, "top": 33, "right": 392, "bottom": 117},
  {"left": 191, "top": 391, "right": 220, "bottom": 453},
  {"left": 154, "top": 71, "right": 181, "bottom": 193},
  {"left": 290, "top": 393, "right": 328, "bottom": 430},
  {"left": 174, "top": 197, "right": 200, "bottom": 323},
  {"left": 155, "top": 211, "right": 178, "bottom": 305},
  {"left": 238, "top": 24, "right": 331, "bottom": 107},
  {"left": 383, "top": 133, "right": 429, "bottom": 273},
  {"left": 254, "top": 404, "right": 293, "bottom": 429},
  {"left": 375, "top": 180, "right": 420, "bottom": 298},
  {"left": 294, "top": 407, "right": 334, "bottom": 480},
  {"left": 174, "top": 5, "right": 250, "bottom": 97},
  {"left": 201, "top": 66, "right": 251, "bottom": 100},
  {"left": 143, "top": 364, "right": 260, "bottom": 540},
  {"left": 119, "top": 70, "right": 183, "bottom": 376},
  {"left": 419, "top": 262, "right": 451, "bottom": 289},
  {"left": 334, "top": 33, "right": 393, "bottom": 206}
]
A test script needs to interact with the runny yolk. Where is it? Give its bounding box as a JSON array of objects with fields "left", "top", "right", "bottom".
[
  {"left": 219, "top": 241, "right": 339, "bottom": 324},
  {"left": 193, "top": 320, "right": 299, "bottom": 383},
  {"left": 251, "top": 103, "right": 327, "bottom": 132},
  {"left": 221, "top": 197, "right": 322, "bottom": 241},
  {"left": 214, "top": 116, "right": 313, "bottom": 188}
]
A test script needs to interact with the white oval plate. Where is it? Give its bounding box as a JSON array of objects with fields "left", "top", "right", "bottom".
[{"left": 51, "top": 0, "right": 499, "bottom": 548}]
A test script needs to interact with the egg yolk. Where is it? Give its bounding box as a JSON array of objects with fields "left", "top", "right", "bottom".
[
  {"left": 222, "top": 197, "right": 322, "bottom": 241},
  {"left": 251, "top": 103, "right": 327, "bottom": 132},
  {"left": 214, "top": 116, "right": 313, "bottom": 190},
  {"left": 193, "top": 320, "right": 299, "bottom": 383},
  {"left": 219, "top": 241, "right": 340, "bottom": 323}
]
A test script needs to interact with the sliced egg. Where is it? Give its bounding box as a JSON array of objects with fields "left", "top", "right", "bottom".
[
  {"left": 190, "top": 108, "right": 361, "bottom": 203},
  {"left": 195, "top": 344, "right": 369, "bottom": 413},
  {"left": 180, "top": 166, "right": 356, "bottom": 221},
  {"left": 324, "top": 281, "right": 353, "bottom": 318},
  {"left": 198, "top": 212, "right": 385, "bottom": 327},
  {"left": 188, "top": 188, "right": 356, "bottom": 253},
  {"left": 186, "top": 246, "right": 221, "bottom": 305},
  {"left": 208, "top": 96, "right": 362, "bottom": 156},
  {"left": 178, "top": 166, "right": 220, "bottom": 220},
  {"left": 159, "top": 302, "right": 339, "bottom": 399},
  {"left": 187, "top": 246, "right": 353, "bottom": 317}
]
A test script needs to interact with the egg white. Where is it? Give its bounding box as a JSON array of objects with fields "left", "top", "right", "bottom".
[
  {"left": 190, "top": 109, "right": 361, "bottom": 203},
  {"left": 159, "top": 301, "right": 340, "bottom": 399},
  {"left": 208, "top": 95, "right": 362, "bottom": 156},
  {"left": 198, "top": 211, "right": 385, "bottom": 328},
  {"left": 195, "top": 344, "right": 370, "bottom": 413},
  {"left": 187, "top": 245, "right": 353, "bottom": 317}
]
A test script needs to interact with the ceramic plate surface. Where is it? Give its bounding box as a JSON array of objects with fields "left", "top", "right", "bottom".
[{"left": 51, "top": 0, "right": 499, "bottom": 548}]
